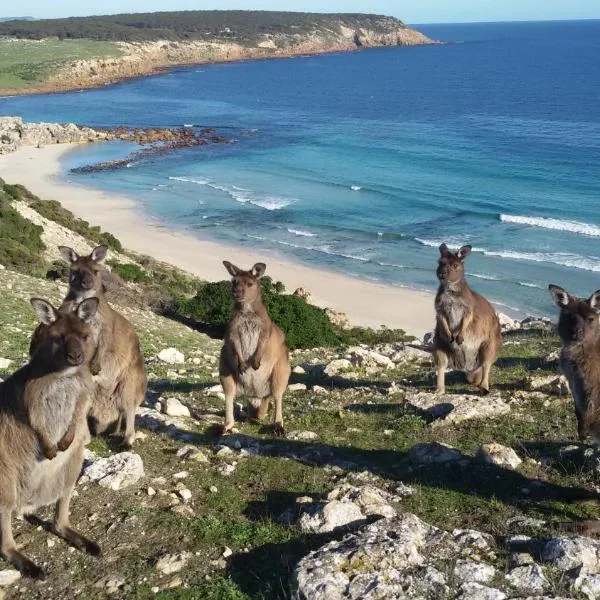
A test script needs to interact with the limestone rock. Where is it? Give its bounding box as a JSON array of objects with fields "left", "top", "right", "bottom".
[
  {"left": 162, "top": 397, "right": 190, "bottom": 418},
  {"left": 525, "top": 374, "right": 569, "bottom": 396},
  {"left": 288, "top": 383, "right": 307, "bottom": 392},
  {"left": 298, "top": 500, "right": 364, "bottom": 534},
  {"left": 347, "top": 347, "right": 395, "bottom": 370},
  {"left": 157, "top": 348, "right": 185, "bottom": 364},
  {"left": 507, "top": 564, "right": 549, "bottom": 595},
  {"left": 406, "top": 391, "right": 510, "bottom": 425},
  {"left": 324, "top": 358, "right": 353, "bottom": 377},
  {"left": 0, "top": 570, "right": 21, "bottom": 586},
  {"left": 458, "top": 583, "right": 507, "bottom": 600},
  {"left": 498, "top": 312, "right": 521, "bottom": 332},
  {"left": 477, "top": 443, "right": 522, "bottom": 470},
  {"left": 287, "top": 430, "right": 318, "bottom": 442},
  {"left": 409, "top": 442, "right": 465, "bottom": 466},
  {"left": 80, "top": 452, "right": 144, "bottom": 490},
  {"left": 155, "top": 552, "right": 191, "bottom": 575}
]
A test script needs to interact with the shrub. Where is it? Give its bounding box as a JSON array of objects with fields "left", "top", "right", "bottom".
[
  {"left": 28, "top": 198, "right": 122, "bottom": 251},
  {"left": 107, "top": 260, "right": 149, "bottom": 283},
  {"left": 177, "top": 276, "right": 343, "bottom": 350},
  {"left": 0, "top": 195, "right": 46, "bottom": 275}
]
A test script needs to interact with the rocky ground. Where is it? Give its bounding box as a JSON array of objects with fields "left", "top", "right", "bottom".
[{"left": 0, "top": 262, "right": 598, "bottom": 599}]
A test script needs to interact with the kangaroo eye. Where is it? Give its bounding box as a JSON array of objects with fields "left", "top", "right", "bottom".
[{"left": 82, "top": 334, "right": 90, "bottom": 342}]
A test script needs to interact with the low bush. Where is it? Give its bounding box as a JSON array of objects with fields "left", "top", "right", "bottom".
[
  {"left": 107, "top": 260, "right": 149, "bottom": 283},
  {"left": 0, "top": 193, "right": 46, "bottom": 275},
  {"left": 28, "top": 198, "right": 123, "bottom": 251}
]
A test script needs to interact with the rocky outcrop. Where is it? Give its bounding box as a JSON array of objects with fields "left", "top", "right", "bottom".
[
  {"left": 294, "top": 512, "right": 600, "bottom": 599},
  {"left": 0, "top": 116, "right": 107, "bottom": 154}
]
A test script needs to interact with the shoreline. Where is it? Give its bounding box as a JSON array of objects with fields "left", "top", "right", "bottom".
[{"left": 0, "top": 143, "right": 436, "bottom": 336}]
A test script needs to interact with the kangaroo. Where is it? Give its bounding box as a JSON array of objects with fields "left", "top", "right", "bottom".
[
  {"left": 32, "top": 245, "right": 147, "bottom": 447},
  {"left": 549, "top": 284, "right": 600, "bottom": 442},
  {"left": 0, "top": 297, "right": 100, "bottom": 579},
  {"left": 433, "top": 243, "right": 502, "bottom": 394},
  {"left": 219, "top": 261, "right": 291, "bottom": 435}
]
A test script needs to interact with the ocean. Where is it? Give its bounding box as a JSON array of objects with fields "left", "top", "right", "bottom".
[{"left": 1, "top": 20, "right": 600, "bottom": 318}]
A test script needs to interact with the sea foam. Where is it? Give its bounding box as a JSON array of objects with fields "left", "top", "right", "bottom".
[{"left": 500, "top": 214, "right": 600, "bottom": 237}]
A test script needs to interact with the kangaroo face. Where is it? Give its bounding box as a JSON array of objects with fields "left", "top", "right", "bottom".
[
  {"left": 437, "top": 243, "right": 471, "bottom": 285},
  {"left": 223, "top": 260, "right": 266, "bottom": 305},
  {"left": 549, "top": 284, "right": 600, "bottom": 345},
  {"left": 30, "top": 298, "right": 99, "bottom": 370},
  {"left": 59, "top": 245, "right": 107, "bottom": 296}
]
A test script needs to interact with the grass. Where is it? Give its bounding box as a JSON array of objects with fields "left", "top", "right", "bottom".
[
  {"left": 0, "top": 185, "right": 597, "bottom": 598},
  {"left": 0, "top": 38, "right": 121, "bottom": 89}
]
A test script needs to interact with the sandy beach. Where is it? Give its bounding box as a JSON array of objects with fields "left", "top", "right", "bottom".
[{"left": 0, "top": 143, "right": 436, "bottom": 336}]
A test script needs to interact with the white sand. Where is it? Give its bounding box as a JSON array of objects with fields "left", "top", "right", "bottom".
[{"left": 0, "top": 143, "right": 436, "bottom": 336}]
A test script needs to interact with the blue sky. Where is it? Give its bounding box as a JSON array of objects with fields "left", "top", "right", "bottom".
[{"left": 2, "top": 1, "right": 600, "bottom": 24}]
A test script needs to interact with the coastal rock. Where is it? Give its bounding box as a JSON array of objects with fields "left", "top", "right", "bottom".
[
  {"left": 325, "top": 307, "right": 350, "bottom": 330},
  {"left": 324, "top": 358, "right": 353, "bottom": 377},
  {"left": 506, "top": 564, "right": 550, "bottom": 594},
  {"left": 288, "top": 383, "right": 307, "bottom": 392},
  {"left": 406, "top": 391, "right": 510, "bottom": 425},
  {"left": 162, "top": 397, "right": 190, "bottom": 418},
  {"left": 409, "top": 442, "right": 466, "bottom": 466},
  {"left": 0, "top": 117, "right": 107, "bottom": 154},
  {"left": 157, "top": 348, "right": 185, "bottom": 364},
  {"left": 298, "top": 500, "right": 365, "bottom": 534},
  {"left": 347, "top": 347, "right": 395, "bottom": 370},
  {"left": 293, "top": 287, "right": 312, "bottom": 302},
  {"left": 391, "top": 344, "right": 432, "bottom": 363},
  {"left": 0, "top": 570, "right": 21, "bottom": 586},
  {"left": 477, "top": 443, "right": 522, "bottom": 470},
  {"left": 80, "top": 452, "right": 144, "bottom": 490},
  {"left": 155, "top": 552, "right": 192, "bottom": 576},
  {"left": 525, "top": 374, "right": 569, "bottom": 396}
]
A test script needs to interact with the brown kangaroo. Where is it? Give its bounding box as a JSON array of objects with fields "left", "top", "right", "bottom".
[
  {"left": 433, "top": 243, "right": 502, "bottom": 394},
  {"left": 0, "top": 297, "right": 101, "bottom": 579},
  {"left": 219, "top": 261, "right": 291, "bottom": 435},
  {"left": 549, "top": 284, "right": 600, "bottom": 442},
  {"left": 32, "top": 245, "right": 147, "bottom": 447}
]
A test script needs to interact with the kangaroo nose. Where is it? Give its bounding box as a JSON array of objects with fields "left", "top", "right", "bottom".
[{"left": 67, "top": 350, "right": 83, "bottom": 365}]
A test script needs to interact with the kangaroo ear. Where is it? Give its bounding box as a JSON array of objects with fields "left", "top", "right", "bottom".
[
  {"left": 76, "top": 297, "right": 99, "bottom": 322},
  {"left": 223, "top": 261, "right": 240, "bottom": 277},
  {"left": 252, "top": 263, "right": 266, "bottom": 279},
  {"left": 90, "top": 245, "right": 107, "bottom": 263},
  {"left": 457, "top": 245, "right": 472, "bottom": 260},
  {"left": 30, "top": 298, "right": 58, "bottom": 326},
  {"left": 59, "top": 246, "right": 79, "bottom": 264},
  {"left": 549, "top": 284, "right": 571, "bottom": 308},
  {"left": 439, "top": 243, "right": 450, "bottom": 257},
  {"left": 589, "top": 290, "right": 600, "bottom": 311}
]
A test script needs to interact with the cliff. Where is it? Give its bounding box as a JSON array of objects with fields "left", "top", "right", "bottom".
[{"left": 0, "top": 12, "right": 434, "bottom": 95}]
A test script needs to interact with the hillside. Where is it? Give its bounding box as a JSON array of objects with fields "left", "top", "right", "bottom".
[
  {"left": 0, "top": 11, "right": 433, "bottom": 95},
  {"left": 0, "top": 177, "right": 599, "bottom": 598}
]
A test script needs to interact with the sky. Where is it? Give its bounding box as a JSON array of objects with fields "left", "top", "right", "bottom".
[{"left": 2, "top": 1, "right": 600, "bottom": 25}]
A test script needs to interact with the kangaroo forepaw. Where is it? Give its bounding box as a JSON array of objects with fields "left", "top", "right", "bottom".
[
  {"left": 57, "top": 435, "right": 74, "bottom": 452},
  {"left": 273, "top": 423, "right": 285, "bottom": 437},
  {"left": 43, "top": 444, "right": 58, "bottom": 460}
]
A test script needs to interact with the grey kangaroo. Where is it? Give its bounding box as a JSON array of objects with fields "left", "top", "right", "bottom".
[
  {"left": 433, "top": 243, "right": 502, "bottom": 394},
  {"left": 30, "top": 245, "right": 147, "bottom": 447},
  {"left": 219, "top": 261, "right": 291, "bottom": 435},
  {"left": 549, "top": 284, "right": 600, "bottom": 442},
  {"left": 0, "top": 297, "right": 100, "bottom": 579}
]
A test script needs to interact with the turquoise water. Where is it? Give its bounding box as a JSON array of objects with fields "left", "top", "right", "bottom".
[{"left": 2, "top": 20, "right": 600, "bottom": 317}]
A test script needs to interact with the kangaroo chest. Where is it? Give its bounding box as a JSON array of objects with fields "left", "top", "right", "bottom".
[
  {"left": 236, "top": 312, "right": 263, "bottom": 360},
  {"left": 438, "top": 290, "right": 468, "bottom": 331},
  {"left": 31, "top": 374, "right": 82, "bottom": 444}
]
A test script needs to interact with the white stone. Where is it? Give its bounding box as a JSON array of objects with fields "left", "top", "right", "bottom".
[
  {"left": 458, "top": 583, "right": 507, "bottom": 600},
  {"left": 0, "top": 358, "right": 12, "bottom": 370},
  {"left": 0, "top": 570, "right": 21, "bottom": 586},
  {"left": 80, "top": 452, "right": 144, "bottom": 490},
  {"left": 477, "top": 443, "right": 522, "bottom": 470},
  {"left": 288, "top": 383, "right": 307, "bottom": 392},
  {"left": 453, "top": 560, "right": 497, "bottom": 585},
  {"left": 222, "top": 547, "right": 233, "bottom": 558},
  {"left": 299, "top": 500, "right": 364, "bottom": 534},
  {"left": 178, "top": 488, "right": 192, "bottom": 502},
  {"left": 542, "top": 535, "right": 600, "bottom": 572},
  {"left": 506, "top": 564, "right": 549, "bottom": 594},
  {"left": 287, "top": 430, "right": 318, "bottom": 441},
  {"left": 155, "top": 552, "right": 192, "bottom": 575},
  {"left": 409, "top": 442, "right": 464, "bottom": 465},
  {"left": 324, "top": 359, "right": 353, "bottom": 377},
  {"left": 157, "top": 348, "right": 185, "bottom": 364},
  {"left": 162, "top": 397, "right": 190, "bottom": 418},
  {"left": 292, "top": 365, "right": 306, "bottom": 375}
]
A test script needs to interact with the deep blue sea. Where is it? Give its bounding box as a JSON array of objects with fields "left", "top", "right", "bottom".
[{"left": 2, "top": 20, "right": 600, "bottom": 317}]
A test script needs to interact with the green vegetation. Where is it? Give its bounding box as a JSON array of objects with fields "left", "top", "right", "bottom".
[
  {"left": 0, "top": 181, "right": 46, "bottom": 275},
  {"left": 107, "top": 260, "right": 149, "bottom": 283},
  {"left": 28, "top": 197, "right": 122, "bottom": 251},
  {"left": 0, "top": 11, "right": 405, "bottom": 43},
  {"left": 177, "top": 278, "right": 412, "bottom": 350},
  {"left": 0, "top": 38, "right": 121, "bottom": 89}
]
